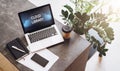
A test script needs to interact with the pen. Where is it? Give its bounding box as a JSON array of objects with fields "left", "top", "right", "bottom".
[{"left": 12, "top": 46, "right": 25, "bottom": 53}]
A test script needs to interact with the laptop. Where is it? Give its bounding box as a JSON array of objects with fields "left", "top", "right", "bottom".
[{"left": 18, "top": 4, "right": 64, "bottom": 52}]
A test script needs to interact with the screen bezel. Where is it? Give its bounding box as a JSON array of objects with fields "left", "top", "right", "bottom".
[{"left": 18, "top": 4, "right": 55, "bottom": 33}]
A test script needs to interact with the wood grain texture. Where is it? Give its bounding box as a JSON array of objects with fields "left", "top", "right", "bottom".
[
  {"left": 0, "top": 52, "right": 19, "bottom": 71},
  {"left": 65, "top": 45, "right": 90, "bottom": 71}
]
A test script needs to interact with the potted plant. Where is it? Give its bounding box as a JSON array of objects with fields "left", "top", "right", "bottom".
[{"left": 61, "top": 0, "right": 114, "bottom": 57}]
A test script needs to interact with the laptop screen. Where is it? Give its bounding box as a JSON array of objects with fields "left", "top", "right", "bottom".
[{"left": 18, "top": 4, "right": 55, "bottom": 33}]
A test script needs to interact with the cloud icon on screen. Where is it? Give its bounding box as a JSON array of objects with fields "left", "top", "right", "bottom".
[{"left": 23, "top": 20, "right": 31, "bottom": 28}]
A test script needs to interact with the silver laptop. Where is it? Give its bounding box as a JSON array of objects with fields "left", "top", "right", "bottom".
[{"left": 18, "top": 4, "right": 64, "bottom": 52}]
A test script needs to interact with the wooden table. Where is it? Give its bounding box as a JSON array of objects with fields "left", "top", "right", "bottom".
[
  {"left": 1, "top": 20, "right": 90, "bottom": 71},
  {"left": 0, "top": 0, "right": 91, "bottom": 70}
]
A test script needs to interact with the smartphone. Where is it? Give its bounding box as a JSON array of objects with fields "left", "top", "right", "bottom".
[{"left": 31, "top": 53, "right": 49, "bottom": 67}]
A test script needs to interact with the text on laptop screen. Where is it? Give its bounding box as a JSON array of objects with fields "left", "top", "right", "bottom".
[{"left": 18, "top": 4, "right": 55, "bottom": 33}]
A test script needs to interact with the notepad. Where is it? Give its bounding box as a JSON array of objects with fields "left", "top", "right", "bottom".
[{"left": 18, "top": 49, "right": 59, "bottom": 71}]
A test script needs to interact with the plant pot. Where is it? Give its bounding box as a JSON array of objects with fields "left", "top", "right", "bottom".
[{"left": 62, "top": 25, "right": 72, "bottom": 39}]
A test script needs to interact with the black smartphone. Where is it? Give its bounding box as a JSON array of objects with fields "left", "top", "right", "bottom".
[{"left": 31, "top": 53, "right": 49, "bottom": 67}]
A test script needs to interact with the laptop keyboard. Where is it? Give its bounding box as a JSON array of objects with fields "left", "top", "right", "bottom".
[{"left": 28, "top": 27, "right": 57, "bottom": 43}]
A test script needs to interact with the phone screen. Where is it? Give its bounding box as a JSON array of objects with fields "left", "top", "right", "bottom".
[{"left": 31, "top": 53, "right": 49, "bottom": 67}]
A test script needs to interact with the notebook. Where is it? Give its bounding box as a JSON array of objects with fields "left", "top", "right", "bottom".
[
  {"left": 18, "top": 4, "right": 64, "bottom": 52},
  {"left": 6, "top": 38, "right": 29, "bottom": 60}
]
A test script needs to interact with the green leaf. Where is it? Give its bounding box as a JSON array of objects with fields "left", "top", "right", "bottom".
[
  {"left": 93, "top": 27, "right": 105, "bottom": 39},
  {"left": 61, "top": 10, "right": 65, "bottom": 17},
  {"left": 64, "top": 5, "right": 73, "bottom": 13},
  {"left": 68, "top": 13, "right": 74, "bottom": 21},
  {"left": 82, "top": 13, "right": 90, "bottom": 22},
  {"left": 100, "top": 22, "right": 109, "bottom": 28},
  {"left": 104, "top": 49, "right": 108, "bottom": 52},
  {"left": 75, "top": 12, "right": 82, "bottom": 19},
  {"left": 105, "top": 27, "right": 114, "bottom": 40},
  {"left": 61, "top": 10, "right": 68, "bottom": 18},
  {"left": 106, "top": 38, "right": 111, "bottom": 44},
  {"left": 75, "top": 12, "right": 90, "bottom": 23},
  {"left": 101, "top": 44, "right": 105, "bottom": 48},
  {"left": 103, "top": 53, "right": 106, "bottom": 56},
  {"left": 86, "top": 3, "right": 94, "bottom": 13}
]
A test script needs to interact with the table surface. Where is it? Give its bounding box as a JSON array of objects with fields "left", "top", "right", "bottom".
[
  {"left": 48, "top": 20, "right": 91, "bottom": 71},
  {"left": 1, "top": 19, "right": 91, "bottom": 71},
  {"left": 0, "top": 0, "right": 90, "bottom": 71}
]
